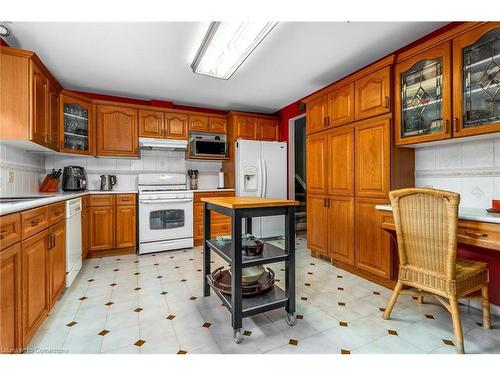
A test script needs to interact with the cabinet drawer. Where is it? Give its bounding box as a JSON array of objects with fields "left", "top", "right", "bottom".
[
  {"left": 457, "top": 221, "right": 500, "bottom": 251},
  {"left": 0, "top": 213, "right": 21, "bottom": 250},
  {"left": 116, "top": 194, "right": 136, "bottom": 206},
  {"left": 48, "top": 202, "right": 66, "bottom": 226},
  {"left": 82, "top": 195, "right": 90, "bottom": 210},
  {"left": 89, "top": 195, "right": 115, "bottom": 207},
  {"left": 194, "top": 222, "right": 232, "bottom": 240},
  {"left": 194, "top": 202, "right": 230, "bottom": 224},
  {"left": 21, "top": 206, "right": 49, "bottom": 240},
  {"left": 194, "top": 192, "right": 214, "bottom": 202}
]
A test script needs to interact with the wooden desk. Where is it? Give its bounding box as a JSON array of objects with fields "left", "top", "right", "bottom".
[{"left": 379, "top": 210, "right": 500, "bottom": 252}]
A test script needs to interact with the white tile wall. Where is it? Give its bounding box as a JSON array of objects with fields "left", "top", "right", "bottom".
[
  {"left": 0, "top": 143, "right": 47, "bottom": 196},
  {"left": 44, "top": 150, "right": 223, "bottom": 191},
  {"left": 415, "top": 137, "right": 500, "bottom": 208}
]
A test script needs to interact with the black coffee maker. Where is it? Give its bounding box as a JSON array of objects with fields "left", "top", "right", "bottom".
[{"left": 62, "top": 166, "right": 87, "bottom": 191}]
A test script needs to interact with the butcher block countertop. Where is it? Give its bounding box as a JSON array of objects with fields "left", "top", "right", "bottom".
[{"left": 201, "top": 196, "right": 299, "bottom": 209}]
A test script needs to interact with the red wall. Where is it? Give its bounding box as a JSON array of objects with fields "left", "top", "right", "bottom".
[{"left": 275, "top": 100, "right": 305, "bottom": 142}]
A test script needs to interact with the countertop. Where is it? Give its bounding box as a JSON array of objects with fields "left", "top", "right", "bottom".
[
  {"left": 201, "top": 196, "right": 299, "bottom": 210},
  {"left": 375, "top": 205, "right": 500, "bottom": 225},
  {"left": 0, "top": 190, "right": 138, "bottom": 216},
  {"left": 191, "top": 188, "right": 235, "bottom": 193}
]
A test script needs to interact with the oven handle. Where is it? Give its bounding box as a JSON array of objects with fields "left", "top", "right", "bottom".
[{"left": 139, "top": 199, "right": 193, "bottom": 204}]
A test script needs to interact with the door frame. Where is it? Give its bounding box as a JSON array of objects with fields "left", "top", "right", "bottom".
[{"left": 288, "top": 113, "right": 306, "bottom": 200}]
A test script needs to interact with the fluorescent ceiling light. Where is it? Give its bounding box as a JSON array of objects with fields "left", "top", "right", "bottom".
[{"left": 192, "top": 21, "right": 278, "bottom": 80}]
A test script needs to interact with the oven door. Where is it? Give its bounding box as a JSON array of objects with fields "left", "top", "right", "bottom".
[{"left": 139, "top": 195, "right": 193, "bottom": 243}]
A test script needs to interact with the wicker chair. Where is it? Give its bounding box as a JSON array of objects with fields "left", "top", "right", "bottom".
[{"left": 383, "top": 188, "right": 491, "bottom": 354}]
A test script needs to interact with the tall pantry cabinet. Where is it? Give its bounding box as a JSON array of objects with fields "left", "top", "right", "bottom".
[{"left": 305, "top": 56, "right": 415, "bottom": 286}]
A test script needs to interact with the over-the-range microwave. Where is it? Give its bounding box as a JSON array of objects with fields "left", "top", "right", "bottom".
[{"left": 189, "top": 132, "right": 228, "bottom": 159}]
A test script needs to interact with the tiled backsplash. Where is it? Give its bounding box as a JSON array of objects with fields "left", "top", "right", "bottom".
[
  {"left": 44, "top": 150, "right": 223, "bottom": 191},
  {"left": 0, "top": 143, "right": 46, "bottom": 196},
  {"left": 415, "top": 137, "right": 500, "bottom": 208}
]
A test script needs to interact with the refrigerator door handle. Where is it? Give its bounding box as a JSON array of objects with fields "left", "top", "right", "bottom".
[
  {"left": 258, "top": 157, "right": 264, "bottom": 197},
  {"left": 262, "top": 159, "right": 268, "bottom": 198}
]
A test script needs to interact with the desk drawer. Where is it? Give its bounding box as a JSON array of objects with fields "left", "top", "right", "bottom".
[
  {"left": 458, "top": 220, "right": 500, "bottom": 251},
  {"left": 48, "top": 202, "right": 66, "bottom": 226},
  {"left": 90, "top": 195, "right": 115, "bottom": 207},
  {"left": 0, "top": 213, "right": 21, "bottom": 249},
  {"left": 21, "top": 206, "right": 49, "bottom": 240}
]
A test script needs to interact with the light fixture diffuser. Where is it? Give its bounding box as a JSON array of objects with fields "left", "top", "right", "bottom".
[{"left": 191, "top": 21, "right": 277, "bottom": 80}]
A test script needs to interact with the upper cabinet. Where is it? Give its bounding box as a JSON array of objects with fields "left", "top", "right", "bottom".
[
  {"left": 209, "top": 117, "right": 227, "bottom": 134},
  {"left": 328, "top": 83, "right": 355, "bottom": 127},
  {"left": 395, "top": 42, "right": 452, "bottom": 145},
  {"left": 165, "top": 113, "right": 188, "bottom": 139},
  {"left": 96, "top": 104, "right": 139, "bottom": 157},
  {"left": 188, "top": 114, "right": 227, "bottom": 134},
  {"left": 30, "top": 61, "right": 49, "bottom": 147},
  {"left": 453, "top": 23, "right": 500, "bottom": 138},
  {"left": 306, "top": 96, "right": 328, "bottom": 134},
  {"left": 138, "top": 109, "right": 164, "bottom": 138},
  {"left": 189, "top": 115, "right": 209, "bottom": 132},
  {"left": 229, "top": 113, "right": 279, "bottom": 141},
  {"left": 354, "top": 66, "right": 391, "bottom": 120},
  {"left": 59, "top": 92, "right": 93, "bottom": 154}
]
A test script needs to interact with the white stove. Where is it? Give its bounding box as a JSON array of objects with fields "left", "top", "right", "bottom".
[{"left": 138, "top": 173, "right": 194, "bottom": 254}]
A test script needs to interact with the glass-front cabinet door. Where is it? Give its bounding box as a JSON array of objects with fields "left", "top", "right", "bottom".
[
  {"left": 453, "top": 23, "right": 500, "bottom": 137},
  {"left": 395, "top": 42, "right": 452, "bottom": 145},
  {"left": 59, "top": 93, "right": 94, "bottom": 155}
]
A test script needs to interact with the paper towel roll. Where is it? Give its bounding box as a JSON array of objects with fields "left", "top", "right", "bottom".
[{"left": 218, "top": 169, "right": 224, "bottom": 189}]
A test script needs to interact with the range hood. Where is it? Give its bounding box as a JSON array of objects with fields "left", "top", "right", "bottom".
[{"left": 139, "top": 137, "right": 188, "bottom": 151}]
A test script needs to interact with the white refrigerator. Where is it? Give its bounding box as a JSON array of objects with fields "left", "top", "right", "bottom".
[{"left": 235, "top": 139, "right": 287, "bottom": 238}]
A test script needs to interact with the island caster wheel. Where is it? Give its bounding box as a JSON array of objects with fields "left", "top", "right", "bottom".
[
  {"left": 286, "top": 313, "right": 297, "bottom": 326},
  {"left": 233, "top": 328, "right": 243, "bottom": 344}
]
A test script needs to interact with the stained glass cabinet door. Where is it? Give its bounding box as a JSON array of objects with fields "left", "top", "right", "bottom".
[
  {"left": 453, "top": 23, "right": 500, "bottom": 137},
  {"left": 395, "top": 42, "right": 452, "bottom": 145}
]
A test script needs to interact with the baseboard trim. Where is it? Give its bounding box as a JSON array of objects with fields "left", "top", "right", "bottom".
[{"left": 86, "top": 247, "right": 136, "bottom": 259}]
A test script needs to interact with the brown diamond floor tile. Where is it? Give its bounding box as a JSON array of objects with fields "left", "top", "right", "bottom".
[
  {"left": 340, "top": 349, "right": 350, "bottom": 354},
  {"left": 98, "top": 330, "right": 109, "bottom": 336},
  {"left": 154, "top": 263, "right": 159, "bottom": 266},
  {"left": 476, "top": 322, "right": 483, "bottom": 327},
  {"left": 379, "top": 307, "right": 386, "bottom": 312},
  {"left": 197, "top": 269, "right": 202, "bottom": 272},
  {"left": 94, "top": 266, "right": 100, "bottom": 269},
  {"left": 443, "top": 339, "right": 454, "bottom": 346},
  {"left": 177, "top": 350, "right": 187, "bottom": 354},
  {"left": 276, "top": 279, "right": 281, "bottom": 282},
  {"left": 134, "top": 339, "right": 146, "bottom": 347},
  {"left": 134, "top": 272, "right": 140, "bottom": 275},
  {"left": 289, "top": 339, "right": 298, "bottom": 346},
  {"left": 202, "top": 322, "right": 211, "bottom": 328},
  {"left": 134, "top": 260, "right": 139, "bottom": 263},
  {"left": 243, "top": 330, "right": 252, "bottom": 336},
  {"left": 180, "top": 279, "right": 187, "bottom": 282},
  {"left": 79, "top": 296, "right": 88, "bottom": 301},
  {"left": 305, "top": 283, "right": 311, "bottom": 287},
  {"left": 113, "top": 269, "right": 119, "bottom": 272},
  {"left": 425, "top": 314, "right": 435, "bottom": 319},
  {"left": 66, "top": 321, "right": 77, "bottom": 327},
  {"left": 297, "top": 314, "right": 304, "bottom": 320},
  {"left": 307, "top": 272, "right": 313, "bottom": 275},
  {"left": 134, "top": 287, "right": 141, "bottom": 291},
  {"left": 189, "top": 296, "right": 197, "bottom": 300},
  {"left": 134, "top": 308, "right": 143, "bottom": 313},
  {"left": 157, "top": 276, "right": 163, "bottom": 279},
  {"left": 337, "top": 275, "right": 343, "bottom": 278},
  {"left": 301, "top": 297, "right": 307, "bottom": 301},
  {"left": 338, "top": 302, "right": 346, "bottom": 307},
  {"left": 388, "top": 330, "right": 398, "bottom": 336},
  {"left": 161, "top": 291, "right": 168, "bottom": 295},
  {"left": 166, "top": 315, "right": 176, "bottom": 320},
  {"left": 174, "top": 266, "right": 180, "bottom": 269},
  {"left": 105, "top": 302, "right": 114, "bottom": 306},
  {"left": 310, "top": 263, "right": 315, "bottom": 266},
  {"left": 373, "top": 291, "right": 380, "bottom": 295},
  {"left": 110, "top": 283, "right": 117, "bottom": 286},
  {"left": 339, "top": 321, "right": 348, "bottom": 327},
  {"left": 87, "top": 279, "right": 95, "bottom": 282},
  {"left": 337, "top": 287, "right": 344, "bottom": 291}
]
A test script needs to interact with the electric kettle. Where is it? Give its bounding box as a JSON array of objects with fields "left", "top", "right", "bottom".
[{"left": 100, "top": 175, "right": 117, "bottom": 191}]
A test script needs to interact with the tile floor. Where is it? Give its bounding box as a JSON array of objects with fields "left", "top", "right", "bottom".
[{"left": 28, "top": 236, "right": 500, "bottom": 354}]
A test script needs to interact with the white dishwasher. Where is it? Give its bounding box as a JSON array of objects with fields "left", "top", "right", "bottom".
[{"left": 66, "top": 197, "right": 82, "bottom": 287}]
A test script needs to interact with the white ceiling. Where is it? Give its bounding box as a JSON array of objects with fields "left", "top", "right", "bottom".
[{"left": 5, "top": 22, "right": 446, "bottom": 113}]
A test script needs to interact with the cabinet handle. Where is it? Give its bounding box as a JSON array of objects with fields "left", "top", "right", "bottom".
[
  {"left": 54, "top": 211, "right": 61, "bottom": 216},
  {"left": 323, "top": 198, "right": 327, "bottom": 208},
  {"left": 327, "top": 116, "right": 331, "bottom": 127},
  {"left": 385, "top": 96, "right": 390, "bottom": 108},
  {"left": 31, "top": 218, "right": 42, "bottom": 226},
  {"left": 0, "top": 229, "right": 8, "bottom": 239},
  {"left": 453, "top": 118, "right": 459, "bottom": 133},
  {"left": 47, "top": 235, "right": 52, "bottom": 250},
  {"left": 444, "top": 119, "right": 450, "bottom": 133},
  {"left": 464, "top": 231, "right": 488, "bottom": 238},
  {"left": 323, "top": 117, "right": 327, "bottom": 127},
  {"left": 121, "top": 197, "right": 131, "bottom": 201}
]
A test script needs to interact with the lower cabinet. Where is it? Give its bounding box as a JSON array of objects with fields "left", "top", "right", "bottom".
[
  {"left": 88, "top": 194, "right": 137, "bottom": 256},
  {"left": 48, "top": 220, "right": 66, "bottom": 308},
  {"left": 0, "top": 243, "right": 22, "bottom": 354},
  {"left": 354, "top": 197, "right": 392, "bottom": 279},
  {"left": 193, "top": 191, "right": 234, "bottom": 246},
  {"left": 81, "top": 206, "right": 89, "bottom": 259},
  {"left": 307, "top": 194, "right": 354, "bottom": 265},
  {"left": 21, "top": 229, "right": 49, "bottom": 345}
]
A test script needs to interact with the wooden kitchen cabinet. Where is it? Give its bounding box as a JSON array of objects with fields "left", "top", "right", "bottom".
[
  {"left": 189, "top": 115, "right": 209, "bottom": 132},
  {"left": 395, "top": 41, "right": 452, "bottom": 145},
  {"left": 452, "top": 23, "right": 500, "bottom": 138},
  {"left": 47, "top": 81, "right": 60, "bottom": 151},
  {"left": 0, "top": 242, "right": 22, "bottom": 354},
  {"left": 209, "top": 117, "right": 227, "bottom": 134},
  {"left": 59, "top": 92, "right": 94, "bottom": 155},
  {"left": 0, "top": 213, "right": 21, "bottom": 250},
  {"left": 81, "top": 206, "right": 89, "bottom": 259},
  {"left": 328, "top": 196, "right": 355, "bottom": 266},
  {"left": 96, "top": 104, "right": 138, "bottom": 157},
  {"left": 306, "top": 95, "right": 328, "bottom": 135},
  {"left": 306, "top": 132, "right": 327, "bottom": 195},
  {"left": 327, "top": 83, "right": 355, "bottom": 127},
  {"left": 326, "top": 126, "right": 354, "bottom": 196},
  {"left": 258, "top": 118, "right": 279, "bottom": 141},
  {"left": 355, "top": 197, "right": 392, "bottom": 279},
  {"left": 355, "top": 116, "right": 390, "bottom": 198},
  {"left": 48, "top": 220, "right": 66, "bottom": 309},
  {"left": 89, "top": 205, "right": 115, "bottom": 251},
  {"left": 232, "top": 115, "right": 259, "bottom": 140},
  {"left": 21, "top": 206, "right": 49, "bottom": 240},
  {"left": 306, "top": 194, "right": 328, "bottom": 257},
  {"left": 21, "top": 229, "right": 49, "bottom": 345},
  {"left": 193, "top": 191, "right": 234, "bottom": 246},
  {"left": 165, "top": 113, "right": 188, "bottom": 139},
  {"left": 354, "top": 66, "right": 391, "bottom": 120},
  {"left": 115, "top": 205, "right": 136, "bottom": 249},
  {"left": 30, "top": 61, "right": 49, "bottom": 147},
  {"left": 139, "top": 109, "right": 164, "bottom": 138}
]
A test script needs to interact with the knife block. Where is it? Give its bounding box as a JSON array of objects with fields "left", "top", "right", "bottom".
[{"left": 40, "top": 174, "right": 60, "bottom": 192}]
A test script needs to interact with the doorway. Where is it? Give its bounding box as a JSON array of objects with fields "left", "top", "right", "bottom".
[{"left": 288, "top": 114, "right": 306, "bottom": 234}]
